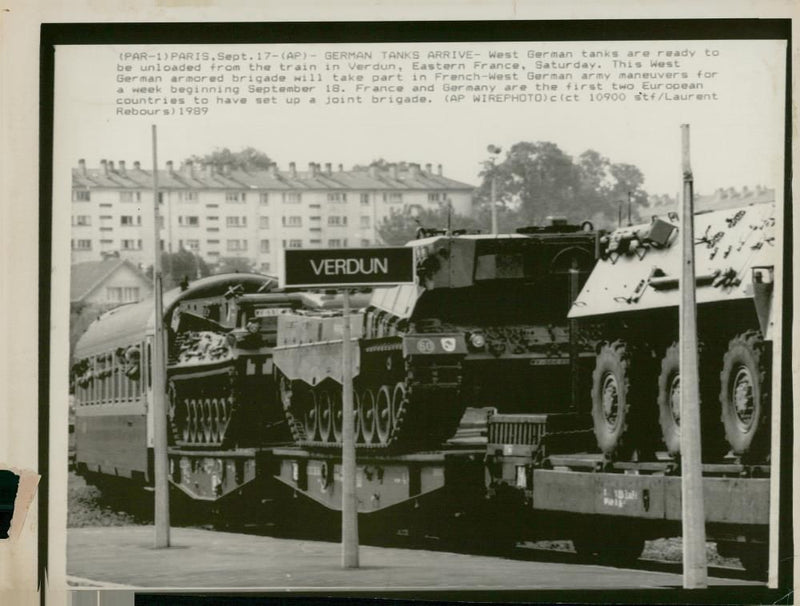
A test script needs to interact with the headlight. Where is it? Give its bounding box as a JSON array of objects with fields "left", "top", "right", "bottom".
[
  {"left": 246, "top": 320, "right": 260, "bottom": 334},
  {"left": 469, "top": 333, "right": 486, "bottom": 349}
]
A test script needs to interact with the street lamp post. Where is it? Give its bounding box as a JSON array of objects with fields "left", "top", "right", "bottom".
[{"left": 486, "top": 145, "right": 502, "bottom": 234}]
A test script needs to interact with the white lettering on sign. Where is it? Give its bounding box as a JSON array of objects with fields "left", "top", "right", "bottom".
[
  {"left": 602, "top": 486, "right": 638, "bottom": 508},
  {"left": 310, "top": 257, "right": 389, "bottom": 276}
]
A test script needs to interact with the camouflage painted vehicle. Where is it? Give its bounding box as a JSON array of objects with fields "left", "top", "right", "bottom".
[
  {"left": 569, "top": 200, "right": 777, "bottom": 460},
  {"left": 272, "top": 221, "right": 599, "bottom": 452}
]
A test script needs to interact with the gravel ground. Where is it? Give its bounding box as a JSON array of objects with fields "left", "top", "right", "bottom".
[{"left": 68, "top": 472, "right": 742, "bottom": 569}]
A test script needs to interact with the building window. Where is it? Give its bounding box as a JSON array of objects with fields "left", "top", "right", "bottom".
[
  {"left": 182, "top": 239, "right": 200, "bottom": 251},
  {"left": 206, "top": 203, "right": 219, "bottom": 209},
  {"left": 106, "top": 287, "right": 141, "bottom": 303},
  {"left": 207, "top": 227, "right": 220, "bottom": 233},
  {"left": 226, "top": 216, "right": 247, "bottom": 228},
  {"left": 120, "top": 191, "right": 133, "bottom": 202},
  {"left": 158, "top": 192, "right": 164, "bottom": 204},
  {"left": 120, "top": 239, "right": 142, "bottom": 250},
  {"left": 227, "top": 239, "right": 248, "bottom": 252},
  {"left": 72, "top": 215, "right": 91, "bottom": 226},
  {"left": 360, "top": 193, "right": 370, "bottom": 206},
  {"left": 327, "top": 192, "right": 347, "bottom": 202},
  {"left": 361, "top": 239, "right": 371, "bottom": 247},
  {"left": 428, "top": 192, "right": 445, "bottom": 202},
  {"left": 157, "top": 216, "right": 165, "bottom": 228},
  {"left": 259, "top": 216, "right": 270, "bottom": 229},
  {"left": 71, "top": 239, "right": 92, "bottom": 250},
  {"left": 328, "top": 239, "right": 342, "bottom": 248},
  {"left": 226, "top": 192, "right": 244, "bottom": 203},
  {"left": 179, "top": 216, "right": 200, "bottom": 227},
  {"left": 309, "top": 203, "right": 321, "bottom": 209},
  {"left": 383, "top": 192, "right": 403, "bottom": 203},
  {"left": 282, "top": 216, "right": 302, "bottom": 227},
  {"left": 120, "top": 215, "right": 135, "bottom": 226},
  {"left": 310, "top": 239, "right": 322, "bottom": 245},
  {"left": 260, "top": 239, "right": 270, "bottom": 253},
  {"left": 207, "top": 216, "right": 219, "bottom": 221},
  {"left": 283, "top": 193, "right": 302, "bottom": 204},
  {"left": 260, "top": 262, "right": 271, "bottom": 272},
  {"left": 73, "top": 190, "right": 91, "bottom": 201},
  {"left": 360, "top": 216, "right": 371, "bottom": 228},
  {"left": 328, "top": 216, "right": 347, "bottom": 226},
  {"left": 284, "top": 239, "right": 303, "bottom": 249},
  {"left": 180, "top": 191, "right": 198, "bottom": 202},
  {"left": 259, "top": 193, "right": 269, "bottom": 205},
  {"left": 207, "top": 239, "right": 220, "bottom": 245}
]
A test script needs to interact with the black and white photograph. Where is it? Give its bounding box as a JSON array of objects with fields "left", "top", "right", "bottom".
[{"left": 1, "top": 8, "right": 794, "bottom": 604}]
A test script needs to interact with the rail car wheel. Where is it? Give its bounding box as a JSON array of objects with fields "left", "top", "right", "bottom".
[
  {"left": 656, "top": 342, "right": 681, "bottom": 455},
  {"left": 302, "top": 390, "right": 319, "bottom": 441},
  {"left": 332, "top": 389, "right": 343, "bottom": 443},
  {"left": 375, "top": 385, "right": 393, "bottom": 445},
  {"left": 719, "top": 331, "right": 769, "bottom": 457},
  {"left": 360, "top": 389, "right": 376, "bottom": 444},
  {"left": 591, "top": 340, "right": 654, "bottom": 459},
  {"left": 318, "top": 390, "right": 333, "bottom": 443}
]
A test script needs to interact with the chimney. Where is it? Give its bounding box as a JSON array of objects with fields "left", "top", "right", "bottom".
[
  {"left": 437, "top": 164, "right": 442, "bottom": 176},
  {"left": 133, "top": 160, "right": 141, "bottom": 170},
  {"left": 338, "top": 163, "right": 343, "bottom": 172},
  {"left": 101, "top": 159, "right": 108, "bottom": 175},
  {"left": 369, "top": 165, "right": 378, "bottom": 179},
  {"left": 118, "top": 160, "right": 126, "bottom": 176},
  {"left": 78, "top": 158, "right": 87, "bottom": 176},
  {"left": 390, "top": 163, "right": 398, "bottom": 180},
  {"left": 742, "top": 185, "right": 750, "bottom": 196},
  {"left": 425, "top": 163, "right": 432, "bottom": 174},
  {"left": 223, "top": 164, "right": 231, "bottom": 176},
  {"left": 289, "top": 162, "right": 297, "bottom": 178},
  {"left": 325, "top": 162, "right": 332, "bottom": 175},
  {"left": 309, "top": 162, "right": 318, "bottom": 177},
  {"left": 268, "top": 162, "right": 277, "bottom": 177},
  {"left": 410, "top": 163, "right": 420, "bottom": 177},
  {"left": 108, "top": 160, "right": 115, "bottom": 173},
  {"left": 166, "top": 160, "right": 174, "bottom": 174}
]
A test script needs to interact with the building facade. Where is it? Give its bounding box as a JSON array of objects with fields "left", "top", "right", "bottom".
[{"left": 71, "top": 159, "right": 475, "bottom": 274}]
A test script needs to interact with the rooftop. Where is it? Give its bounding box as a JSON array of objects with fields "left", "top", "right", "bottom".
[
  {"left": 70, "top": 258, "right": 148, "bottom": 303},
  {"left": 72, "top": 160, "right": 476, "bottom": 192}
]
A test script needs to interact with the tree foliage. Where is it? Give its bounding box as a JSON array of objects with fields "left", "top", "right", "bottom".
[
  {"left": 145, "top": 249, "right": 211, "bottom": 290},
  {"left": 476, "top": 142, "right": 650, "bottom": 229},
  {"left": 187, "top": 147, "right": 273, "bottom": 171},
  {"left": 377, "top": 204, "right": 483, "bottom": 245},
  {"left": 352, "top": 159, "right": 413, "bottom": 171},
  {"left": 214, "top": 256, "right": 256, "bottom": 275}
]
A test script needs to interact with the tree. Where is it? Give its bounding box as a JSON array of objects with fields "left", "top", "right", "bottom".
[
  {"left": 187, "top": 147, "right": 273, "bottom": 171},
  {"left": 145, "top": 249, "right": 211, "bottom": 290},
  {"left": 476, "top": 142, "right": 651, "bottom": 230},
  {"left": 215, "top": 256, "right": 256, "bottom": 275},
  {"left": 352, "top": 159, "right": 413, "bottom": 171},
  {"left": 377, "top": 204, "right": 482, "bottom": 245}
]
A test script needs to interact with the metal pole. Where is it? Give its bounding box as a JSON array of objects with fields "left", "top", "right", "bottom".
[
  {"left": 151, "top": 124, "right": 171, "bottom": 548},
  {"left": 341, "top": 289, "right": 359, "bottom": 568},
  {"left": 568, "top": 261, "right": 580, "bottom": 412},
  {"left": 490, "top": 171, "right": 498, "bottom": 235},
  {"left": 679, "top": 124, "right": 706, "bottom": 588}
]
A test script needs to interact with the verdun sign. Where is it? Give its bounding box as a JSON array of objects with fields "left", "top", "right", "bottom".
[{"left": 282, "top": 247, "right": 415, "bottom": 288}]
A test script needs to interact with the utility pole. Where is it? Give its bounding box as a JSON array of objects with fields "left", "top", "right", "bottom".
[
  {"left": 151, "top": 124, "right": 171, "bottom": 548},
  {"left": 341, "top": 288, "right": 359, "bottom": 568},
  {"left": 487, "top": 145, "right": 502, "bottom": 234},
  {"left": 679, "top": 124, "right": 706, "bottom": 588}
]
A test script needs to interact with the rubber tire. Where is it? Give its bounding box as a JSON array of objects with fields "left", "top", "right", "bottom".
[
  {"left": 591, "top": 340, "right": 652, "bottom": 459},
  {"left": 656, "top": 342, "right": 681, "bottom": 455},
  {"left": 719, "top": 331, "right": 769, "bottom": 456}
]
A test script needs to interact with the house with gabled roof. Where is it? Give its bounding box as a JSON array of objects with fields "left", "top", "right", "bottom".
[{"left": 71, "top": 257, "right": 152, "bottom": 308}]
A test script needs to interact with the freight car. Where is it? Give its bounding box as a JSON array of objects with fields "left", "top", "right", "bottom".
[{"left": 271, "top": 220, "right": 599, "bottom": 453}]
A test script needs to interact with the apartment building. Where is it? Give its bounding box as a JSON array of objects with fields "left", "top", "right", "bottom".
[{"left": 71, "top": 159, "right": 475, "bottom": 274}]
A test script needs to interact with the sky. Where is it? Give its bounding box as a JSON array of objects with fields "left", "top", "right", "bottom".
[{"left": 54, "top": 39, "right": 786, "bottom": 198}]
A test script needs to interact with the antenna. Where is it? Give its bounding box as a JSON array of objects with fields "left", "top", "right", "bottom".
[
  {"left": 627, "top": 191, "right": 632, "bottom": 226},
  {"left": 618, "top": 200, "right": 623, "bottom": 227}
]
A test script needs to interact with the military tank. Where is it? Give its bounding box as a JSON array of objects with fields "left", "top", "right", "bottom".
[
  {"left": 272, "top": 220, "right": 599, "bottom": 452},
  {"left": 568, "top": 200, "right": 776, "bottom": 461},
  {"left": 165, "top": 274, "right": 319, "bottom": 448}
]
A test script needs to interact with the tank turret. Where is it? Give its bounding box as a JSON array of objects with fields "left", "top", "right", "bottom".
[
  {"left": 273, "top": 222, "right": 599, "bottom": 451},
  {"left": 569, "top": 200, "right": 776, "bottom": 461}
]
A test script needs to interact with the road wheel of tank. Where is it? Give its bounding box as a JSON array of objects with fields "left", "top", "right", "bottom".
[
  {"left": 591, "top": 341, "right": 639, "bottom": 458},
  {"left": 318, "top": 390, "right": 333, "bottom": 443},
  {"left": 656, "top": 342, "right": 682, "bottom": 455},
  {"left": 302, "top": 390, "right": 318, "bottom": 441},
  {"left": 392, "top": 382, "right": 407, "bottom": 427},
  {"left": 360, "top": 389, "right": 376, "bottom": 444},
  {"left": 375, "top": 385, "right": 393, "bottom": 445},
  {"left": 332, "top": 389, "right": 343, "bottom": 443},
  {"left": 719, "top": 331, "right": 769, "bottom": 457},
  {"left": 186, "top": 399, "right": 197, "bottom": 443}
]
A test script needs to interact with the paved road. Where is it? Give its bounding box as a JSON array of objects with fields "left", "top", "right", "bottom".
[{"left": 67, "top": 525, "right": 761, "bottom": 590}]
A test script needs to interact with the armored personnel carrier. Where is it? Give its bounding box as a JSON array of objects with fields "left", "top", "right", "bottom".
[
  {"left": 272, "top": 221, "right": 599, "bottom": 452},
  {"left": 569, "top": 201, "right": 776, "bottom": 460}
]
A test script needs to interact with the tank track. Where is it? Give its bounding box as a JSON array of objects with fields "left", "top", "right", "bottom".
[{"left": 279, "top": 357, "right": 465, "bottom": 452}]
